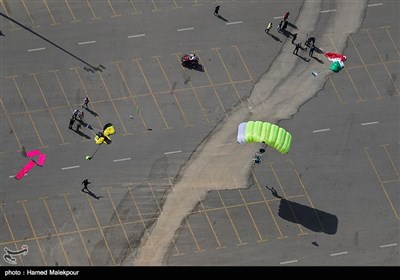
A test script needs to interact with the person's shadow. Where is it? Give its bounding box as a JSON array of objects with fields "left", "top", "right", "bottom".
[
  {"left": 82, "top": 187, "right": 103, "bottom": 200},
  {"left": 74, "top": 127, "right": 91, "bottom": 139},
  {"left": 84, "top": 107, "right": 99, "bottom": 117},
  {"left": 266, "top": 185, "right": 338, "bottom": 234},
  {"left": 287, "top": 22, "right": 298, "bottom": 30},
  {"left": 294, "top": 53, "right": 310, "bottom": 62},
  {"left": 312, "top": 56, "right": 324, "bottom": 64},
  {"left": 215, "top": 14, "right": 228, "bottom": 22},
  {"left": 266, "top": 32, "right": 282, "bottom": 42}
]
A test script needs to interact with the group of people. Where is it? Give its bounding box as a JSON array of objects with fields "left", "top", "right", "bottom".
[
  {"left": 265, "top": 11, "right": 290, "bottom": 33},
  {"left": 68, "top": 97, "right": 90, "bottom": 131},
  {"left": 264, "top": 10, "right": 317, "bottom": 58},
  {"left": 294, "top": 33, "right": 317, "bottom": 57}
]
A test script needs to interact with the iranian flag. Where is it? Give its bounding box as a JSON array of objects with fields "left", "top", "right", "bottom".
[{"left": 324, "top": 52, "right": 347, "bottom": 62}]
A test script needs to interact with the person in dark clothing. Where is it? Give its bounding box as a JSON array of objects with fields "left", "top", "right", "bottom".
[
  {"left": 214, "top": 6, "right": 220, "bottom": 15},
  {"left": 291, "top": 33, "right": 297, "bottom": 44},
  {"left": 309, "top": 45, "right": 315, "bottom": 57},
  {"left": 277, "top": 21, "right": 283, "bottom": 32},
  {"left": 282, "top": 20, "right": 288, "bottom": 30},
  {"left": 293, "top": 43, "right": 301, "bottom": 55},
  {"left": 81, "top": 179, "right": 91, "bottom": 191},
  {"left": 69, "top": 118, "right": 75, "bottom": 129}
]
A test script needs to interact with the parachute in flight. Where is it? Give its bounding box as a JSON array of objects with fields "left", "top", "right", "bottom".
[{"left": 237, "top": 121, "right": 292, "bottom": 154}]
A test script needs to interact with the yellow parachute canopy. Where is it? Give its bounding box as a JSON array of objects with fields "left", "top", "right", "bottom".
[
  {"left": 95, "top": 123, "right": 116, "bottom": 145},
  {"left": 237, "top": 121, "right": 292, "bottom": 154}
]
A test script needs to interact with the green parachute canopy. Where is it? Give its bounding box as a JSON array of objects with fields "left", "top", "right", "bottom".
[
  {"left": 237, "top": 121, "right": 292, "bottom": 154},
  {"left": 330, "top": 61, "right": 344, "bottom": 73}
]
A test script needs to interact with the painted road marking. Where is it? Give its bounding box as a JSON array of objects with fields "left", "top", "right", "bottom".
[
  {"left": 313, "top": 128, "right": 330, "bottom": 133},
  {"left": 177, "top": 27, "right": 194, "bottom": 32},
  {"left": 164, "top": 150, "right": 182, "bottom": 155},
  {"left": 361, "top": 121, "right": 379, "bottom": 126},
  {"left": 113, "top": 158, "right": 131, "bottom": 162},
  {"left": 78, "top": 41, "right": 96, "bottom": 45},
  {"left": 61, "top": 165, "right": 80, "bottom": 170},
  {"left": 128, "top": 34, "right": 146, "bottom": 38},
  {"left": 280, "top": 260, "right": 298, "bottom": 265},
  {"left": 330, "top": 251, "right": 348, "bottom": 256},
  {"left": 226, "top": 21, "right": 243, "bottom": 25},
  {"left": 273, "top": 16, "right": 284, "bottom": 19},
  {"left": 28, "top": 47, "right": 45, "bottom": 52},
  {"left": 320, "top": 9, "right": 336, "bottom": 13},
  {"left": 367, "top": 3, "right": 383, "bottom": 7},
  {"left": 380, "top": 243, "right": 397, "bottom": 248},
  {"left": 9, "top": 174, "right": 26, "bottom": 178}
]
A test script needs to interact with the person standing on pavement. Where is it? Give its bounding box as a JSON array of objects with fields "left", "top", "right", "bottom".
[
  {"left": 283, "top": 11, "right": 290, "bottom": 21},
  {"left": 0, "top": 31, "right": 5, "bottom": 37},
  {"left": 214, "top": 6, "right": 220, "bottom": 16},
  {"left": 265, "top": 22, "right": 273, "bottom": 33},
  {"left": 309, "top": 45, "right": 316, "bottom": 57},
  {"left": 291, "top": 33, "right": 297, "bottom": 44},
  {"left": 69, "top": 117, "right": 75, "bottom": 129},
  {"left": 282, "top": 20, "right": 288, "bottom": 31},
  {"left": 277, "top": 21, "right": 283, "bottom": 32},
  {"left": 82, "top": 97, "right": 89, "bottom": 109},
  {"left": 293, "top": 43, "right": 301, "bottom": 55}
]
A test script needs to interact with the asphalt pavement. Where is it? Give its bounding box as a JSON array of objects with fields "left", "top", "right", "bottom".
[{"left": 0, "top": 0, "right": 398, "bottom": 266}]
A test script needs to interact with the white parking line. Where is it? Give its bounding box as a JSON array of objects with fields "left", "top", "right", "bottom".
[
  {"left": 379, "top": 243, "right": 397, "bottom": 248},
  {"left": 78, "top": 41, "right": 96, "bottom": 45},
  {"left": 280, "top": 259, "right": 298, "bottom": 265},
  {"left": 177, "top": 27, "right": 194, "bottom": 32},
  {"left": 273, "top": 16, "right": 284, "bottom": 19},
  {"left": 361, "top": 121, "right": 379, "bottom": 126},
  {"left": 320, "top": 9, "right": 336, "bottom": 13},
  {"left": 367, "top": 3, "right": 383, "bottom": 7},
  {"left": 330, "top": 251, "right": 348, "bottom": 256},
  {"left": 226, "top": 21, "right": 243, "bottom": 25},
  {"left": 128, "top": 34, "right": 146, "bottom": 38},
  {"left": 313, "top": 128, "right": 330, "bottom": 133},
  {"left": 28, "top": 47, "right": 45, "bottom": 52},
  {"left": 164, "top": 150, "right": 182, "bottom": 155},
  {"left": 113, "top": 158, "right": 131, "bottom": 162},
  {"left": 61, "top": 165, "right": 80, "bottom": 170}
]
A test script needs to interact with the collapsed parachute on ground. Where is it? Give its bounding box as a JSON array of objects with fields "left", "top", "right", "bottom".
[
  {"left": 330, "top": 60, "right": 344, "bottom": 72},
  {"left": 95, "top": 123, "right": 115, "bottom": 145},
  {"left": 324, "top": 52, "right": 346, "bottom": 73},
  {"left": 237, "top": 121, "right": 292, "bottom": 154}
]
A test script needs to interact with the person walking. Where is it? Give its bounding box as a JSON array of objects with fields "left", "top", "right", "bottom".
[
  {"left": 291, "top": 33, "right": 297, "bottom": 44},
  {"left": 81, "top": 179, "right": 91, "bottom": 191},
  {"left": 82, "top": 97, "right": 89, "bottom": 109},
  {"left": 283, "top": 11, "right": 290, "bottom": 21},
  {"left": 293, "top": 43, "right": 301, "bottom": 55},
  {"left": 265, "top": 22, "right": 273, "bottom": 33},
  {"left": 214, "top": 5, "right": 220, "bottom": 16}
]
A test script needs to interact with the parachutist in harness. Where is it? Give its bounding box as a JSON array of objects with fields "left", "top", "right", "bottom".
[
  {"left": 252, "top": 142, "right": 266, "bottom": 165},
  {"left": 252, "top": 152, "right": 263, "bottom": 165}
]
